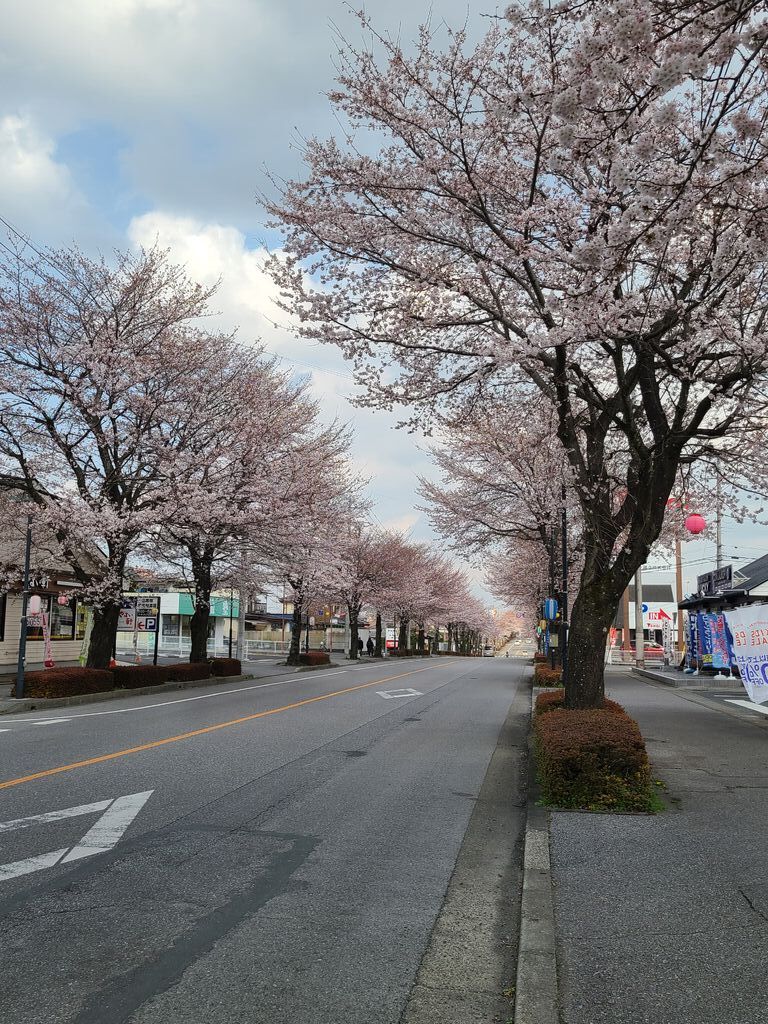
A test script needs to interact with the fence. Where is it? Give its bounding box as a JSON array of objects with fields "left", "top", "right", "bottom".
[
  {"left": 605, "top": 646, "right": 668, "bottom": 667},
  {"left": 115, "top": 632, "right": 290, "bottom": 660}
]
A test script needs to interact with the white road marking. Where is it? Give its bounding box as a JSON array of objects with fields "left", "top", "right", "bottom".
[
  {"left": 23, "top": 676, "right": 340, "bottom": 724},
  {"left": 0, "top": 848, "right": 70, "bottom": 882},
  {"left": 0, "top": 790, "right": 154, "bottom": 882},
  {"left": 30, "top": 718, "right": 72, "bottom": 726},
  {"left": 0, "top": 799, "right": 112, "bottom": 834},
  {"left": 725, "top": 699, "right": 768, "bottom": 716},
  {"left": 376, "top": 688, "right": 424, "bottom": 699},
  {"left": 62, "top": 790, "right": 153, "bottom": 862}
]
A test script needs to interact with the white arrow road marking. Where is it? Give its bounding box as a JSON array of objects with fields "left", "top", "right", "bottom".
[
  {"left": 726, "top": 699, "right": 768, "bottom": 716},
  {"left": 376, "top": 688, "right": 424, "bottom": 699},
  {"left": 0, "top": 789, "right": 154, "bottom": 882},
  {"left": 62, "top": 790, "right": 153, "bottom": 862}
]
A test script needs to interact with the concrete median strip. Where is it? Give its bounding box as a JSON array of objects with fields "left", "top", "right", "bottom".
[{"left": 514, "top": 689, "right": 559, "bottom": 1024}]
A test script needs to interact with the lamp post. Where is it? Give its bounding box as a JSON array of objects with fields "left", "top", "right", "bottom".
[{"left": 15, "top": 515, "right": 32, "bottom": 699}]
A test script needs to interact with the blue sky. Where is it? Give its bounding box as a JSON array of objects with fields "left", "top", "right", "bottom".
[{"left": 0, "top": 0, "right": 762, "bottom": 603}]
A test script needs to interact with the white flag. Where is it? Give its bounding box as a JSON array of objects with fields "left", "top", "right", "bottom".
[{"left": 722, "top": 604, "right": 768, "bottom": 704}]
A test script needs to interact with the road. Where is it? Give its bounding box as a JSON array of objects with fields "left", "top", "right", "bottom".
[{"left": 0, "top": 655, "right": 526, "bottom": 1024}]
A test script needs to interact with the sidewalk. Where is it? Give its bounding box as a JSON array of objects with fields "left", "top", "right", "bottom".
[{"left": 549, "top": 670, "right": 768, "bottom": 1024}]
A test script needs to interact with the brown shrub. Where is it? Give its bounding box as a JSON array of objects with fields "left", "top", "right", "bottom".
[
  {"left": 535, "top": 690, "right": 628, "bottom": 717},
  {"left": 112, "top": 664, "right": 170, "bottom": 688},
  {"left": 12, "top": 667, "right": 114, "bottom": 699},
  {"left": 534, "top": 664, "right": 563, "bottom": 686},
  {"left": 298, "top": 651, "right": 331, "bottom": 666},
  {"left": 210, "top": 657, "right": 242, "bottom": 676},
  {"left": 533, "top": 704, "right": 652, "bottom": 810},
  {"left": 166, "top": 662, "right": 211, "bottom": 682}
]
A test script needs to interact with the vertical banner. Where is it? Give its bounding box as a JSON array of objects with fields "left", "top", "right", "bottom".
[
  {"left": 697, "top": 612, "right": 713, "bottom": 668},
  {"left": 722, "top": 604, "right": 768, "bottom": 704},
  {"left": 685, "top": 613, "right": 698, "bottom": 669},
  {"left": 706, "top": 613, "right": 730, "bottom": 671}
]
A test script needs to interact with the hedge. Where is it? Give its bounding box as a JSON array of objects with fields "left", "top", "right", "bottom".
[
  {"left": 298, "top": 651, "right": 330, "bottom": 666},
  {"left": 12, "top": 667, "right": 114, "bottom": 699},
  {"left": 166, "top": 662, "right": 211, "bottom": 682},
  {"left": 210, "top": 657, "right": 242, "bottom": 676},
  {"left": 533, "top": 652, "right": 548, "bottom": 664},
  {"left": 533, "top": 698, "right": 655, "bottom": 811},
  {"left": 112, "top": 664, "right": 170, "bottom": 689},
  {"left": 535, "top": 690, "right": 627, "bottom": 717},
  {"left": 534, "top": 664, "right": 563, "bottom": 687}
]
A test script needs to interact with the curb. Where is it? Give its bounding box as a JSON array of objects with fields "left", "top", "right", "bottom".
[
  {"left": 0, "top": 657, "right": 351, "bottom": 715},
  {"left": 0, "top": 672, "right": 253, "bottom": 715},
  {"left": 631, "top": 666, "right": 742, "bottom": 690},
  {"left": 514, "top": 687, "right": 559, "bottom": 1024}
]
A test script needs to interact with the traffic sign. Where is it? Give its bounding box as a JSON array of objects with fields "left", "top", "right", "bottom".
[{"left": 137, "top": 617, "right": 157, "bottom": 632}]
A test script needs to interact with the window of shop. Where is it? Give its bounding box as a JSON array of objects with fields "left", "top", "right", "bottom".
[
  {"left": 162, "top": 614, "right": 180, "bottom": 637},
  {"left": 27, "top": 596, "right": 77, "bottom": 641}
]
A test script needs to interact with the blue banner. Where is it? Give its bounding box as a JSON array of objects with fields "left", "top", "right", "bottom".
[
  {"left": 686, "top": 613, "right": 698, "bottom": 668},
  {"left": 697, "top": 612, "right": 713, "bottom": 667}
]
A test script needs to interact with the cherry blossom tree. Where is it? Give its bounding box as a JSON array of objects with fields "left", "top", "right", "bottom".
[
  {"left": 267, "top": 2, "right": 768, "bottom": 705},
  {"left": 0, "top": 245, "right": 222, "bottom": 667},
  {"left": 147, "top": 345, "right": 354, "bottom": 664}
]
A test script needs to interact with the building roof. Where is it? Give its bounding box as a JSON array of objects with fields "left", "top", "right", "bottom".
[{"left": 733, "top": 553, "right": 768, "bottom": 593}]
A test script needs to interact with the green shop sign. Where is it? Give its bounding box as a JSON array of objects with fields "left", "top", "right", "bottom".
[{"left": 178, "top": 595, "right": 240, "bottom": 617}]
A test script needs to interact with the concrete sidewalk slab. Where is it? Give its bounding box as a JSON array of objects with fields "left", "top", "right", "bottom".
[{"left": 550, "top": 671, "right": 768, "bottom": 1024}]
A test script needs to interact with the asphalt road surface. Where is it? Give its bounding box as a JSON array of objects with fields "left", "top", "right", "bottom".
[{"left": 0, "top": 656, "right": 524, "bottom": 1024}]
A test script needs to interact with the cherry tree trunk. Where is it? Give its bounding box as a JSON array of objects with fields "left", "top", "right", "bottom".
[
  {"left": 86, "top": 603, "right": 120, "bottom": 669},
  {"left": 374, "top": 612, "right": 383, "bottom": 657},
  {"left": 417, "top": 624, "right": 425, "bottom": 653},
  {"left": 286, "top": 600, "right": 304, "bottom": 665},
  {"left": 348, "top": 602, "right": 359, "bottom": 660},
  {"left": 447, "top": 622, "right": 453, "bottom": 653},
  {"left": 189, "top": 570, "right": 212, "bottom": 664},
  {"left": 398, "top": 618, "right": 408, "bottom": 652}
]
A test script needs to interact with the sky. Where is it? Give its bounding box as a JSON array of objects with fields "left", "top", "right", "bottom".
[
  {"left": 0, "top": 0, "right": 501, "bottom": 600},
  {"left": 0, "top": 0, "right": 764, "bottom": 606}
]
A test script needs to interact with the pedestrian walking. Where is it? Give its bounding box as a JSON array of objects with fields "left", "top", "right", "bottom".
[
  {"left": 366, "top": 636, "right": 374, "bottom": 656},
  {"left": 358, "top": 637, "right": 364, "bottom": 656}
]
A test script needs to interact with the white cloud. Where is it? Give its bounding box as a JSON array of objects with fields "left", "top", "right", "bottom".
[{"left": 0, "top": 115, "right": 93, "bottom": 243}]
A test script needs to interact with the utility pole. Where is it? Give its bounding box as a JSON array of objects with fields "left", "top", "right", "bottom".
[
  {"left": 15, "top": 515, "right": 32, "bottom": 699},
  {"left": 561, "top": 484, "right": 568, "bottom": 690},
  {"left": 675, "top": 535, "right": 684, "bottom": 655},
  {"left": 715, "top": 470, "right": 723, "bottom": 570},
  {"left": 634, "top": 566, "right": 645, "bottom": 668},
  {"left": 237, "top": 549, "right": 247, "bottom": 663}
]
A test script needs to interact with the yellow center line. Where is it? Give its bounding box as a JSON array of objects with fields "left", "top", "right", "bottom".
[{"left": 0, "top": 663, "right": 450, "bottom": 791}]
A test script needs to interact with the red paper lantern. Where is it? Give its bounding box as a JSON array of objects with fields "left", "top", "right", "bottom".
[
  {"left": 57, "top": 594, "right": 70, "bottom": 606},
  {"left": 684, "top": 513, "right": 707, "bottom": 535}
]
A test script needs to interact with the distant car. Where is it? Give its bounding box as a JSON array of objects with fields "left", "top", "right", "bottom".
[
  {"left": 482, "top": 646, "right": 495, "bottom": 657},
  {"left": 613, "top": 641, "right": 664, "bottom": 655},
  {"left": 514, "top": 639, "right": 522, "bottom": 645}
]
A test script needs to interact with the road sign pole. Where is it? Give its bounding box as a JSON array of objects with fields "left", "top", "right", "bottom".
[
  {"left": 15, "top": 515, "right": 32, "bottom": 699},
  {"left": 153, "top": 597, "right": 160, "bottom": 666}
]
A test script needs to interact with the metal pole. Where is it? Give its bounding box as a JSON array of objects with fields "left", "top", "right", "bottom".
[
  {"left": 549, "top": 525, "right": 556, "bottom": 668},
  {"left": 561, "top": 484, "right": 568, "bottom": 690},
  {"left": 228, "top": 588, "right": 233, "bottom": 659},
  {"left": 715, "top": 471, "right": 723, "bottom": 570},
  {"left": 675, "top": 536, "right": 684, "bottom": 654},
  {"left": 634, "top": 566, "right": 645, "bottom": 668},
  {"left": 15, "top": 515, "right": 32, "bottom": 698},
  {"left": 153, "top": 594, "right": 160, "bottom": 666}
]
